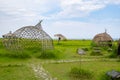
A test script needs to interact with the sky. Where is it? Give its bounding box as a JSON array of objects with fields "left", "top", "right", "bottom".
[{"left": 0, "top": 0, "right": 120, "bottom": 39}]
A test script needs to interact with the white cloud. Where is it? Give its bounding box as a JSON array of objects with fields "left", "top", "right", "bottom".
[
  {"left": 44, "top": 21, "right": 103, "bottom": 38},
  {"left": 44, "top": 20, "right": 120, "bottom": 39},
  {"left": 0, "top": 0, "right": 120, "bottom": 20},
  {"left": 0, "top": 0, "right": 59, "bottom": 19},
  {"left": 55, "top": 0, "right": 120, "bottom": 18},
  {"left": 104, "top": 0, "right": 120, "bottom": 4},
  {"left": 0, "top": 0, "right": 120, "bottom": 39}
]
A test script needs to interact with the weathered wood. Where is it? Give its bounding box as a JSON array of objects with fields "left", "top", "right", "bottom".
[{"left": 2, "top": 21, "right": 54, "bottom": 52}]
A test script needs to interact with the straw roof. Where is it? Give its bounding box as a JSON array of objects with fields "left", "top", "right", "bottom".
[
  {"left": 54, "top": 34, "right": 67, "bottom": 40},
  {"left": 93, "top": 32, "right": 113, "bottom": 43}
]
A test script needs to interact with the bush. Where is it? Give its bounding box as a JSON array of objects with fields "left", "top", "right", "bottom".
[
  {"left": 82, "top": 47, "right": 89, "bottom": 51},
  {"left": 6, "top": 51, "right": 31, "bottom": 59},
  {"left": 39, "top": 49, "right": 61, "bottom": 59},
  {"left": 100, "top": 72, "right": 111, "bottom": 80},
  {"left": 69, "top": 67, "right": 93, "bottom": 79},
  {"left": 91, "top": 42, "right": 98, "bottom": 47},
  {"left": 90, "top": 47, "right": 102, "bottom": 56},
  {"left": 0, "top": 48, "right": 31, "bottom": 59},
  {"left": 109, "top": 45, "right": 118, "bottom": 58},
  {"left": 90, "top": 51, "right": 103, "bottom": 56}
]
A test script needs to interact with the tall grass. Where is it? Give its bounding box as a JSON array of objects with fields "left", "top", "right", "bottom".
[
  {"left": 100, "top": 72, "right": 111, "bottom": 80},
  {"left": 38, "top": 49, "right": 63, "bottom": 59},
  {"left": 69, "top": 67, "right": 93, "bottom": 79},
  {"left": 0, "top": 38, "right": 42, "bottom": 58},
  {"left": 109, "top": 44, "right": 118, "bottom": 58},
  {"left": 0, "top": 49, "right": 31, "bottom": 59}
]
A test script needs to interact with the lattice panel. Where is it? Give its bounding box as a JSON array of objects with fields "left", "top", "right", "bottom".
[{"left": 2, "top": 21, "right": 54, "bottom": 52}]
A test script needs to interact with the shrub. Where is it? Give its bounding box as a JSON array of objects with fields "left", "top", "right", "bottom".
[
  {"left": 0, "top": 49, "right": 31, "bottom": 59},
  {"left": 39, "top": 49, "right": 61, "bottom": 59},
  {"left": 91, "top": 42, "right": 98, "bottom": 47},
  {"left": 109, "top": 45, "right": 118, "bottom": 58},
  {"left": 6, "top": 51, "right": 31, "bottom": 59},
  {"left": 90, "top": 47, "right": 102, "bottom": 56},
  {"left": 69, "top": 67, "right": 93, "bottom": 79},
  {"left": 100, "top": 72, "right": 111, "bottom": 80},
  {"left": 90, "top": 51, "right": 103, "bottom": 56},
  {"left": 82, "top": 47, "right": 89, "bottom": 51}
]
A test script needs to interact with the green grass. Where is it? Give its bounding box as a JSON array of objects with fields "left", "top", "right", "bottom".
[
  {"left": 0, "top": 64, "right": 37, "bottom": 80},
  {"left": 69, "top": 67, "right": 93, "bottom": 79},
  {"left": 43, "top": 61, "right": 120, "bottom": 80},
  {"left": 0, "top": 38, "right": 120, "bottom": 80}
]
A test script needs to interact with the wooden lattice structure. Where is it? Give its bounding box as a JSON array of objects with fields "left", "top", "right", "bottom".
[{"left": 2, "top": 20, "right": 54, "bottom": 52}]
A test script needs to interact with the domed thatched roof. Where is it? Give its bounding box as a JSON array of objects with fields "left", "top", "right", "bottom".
[{"left": 93, "top": 32, "right": 113, "bottom": 44}]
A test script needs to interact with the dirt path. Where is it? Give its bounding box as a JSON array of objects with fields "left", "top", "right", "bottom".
[
  {"left": 29, "top": 58, "right": 118, "bottom": 80},
  {"left": 30, "top": 64, "right": 57, "bottom": 80},
  {"left": 42, "top": 58, "right": 118, "bottom": 64}
]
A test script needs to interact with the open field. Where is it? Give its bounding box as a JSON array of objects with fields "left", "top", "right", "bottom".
[
  {"left": 43, "top": 61, "right": 120, "bottom": 80},
  {"left": 0, "top": 39, "right": 120, "bottom": 80}
]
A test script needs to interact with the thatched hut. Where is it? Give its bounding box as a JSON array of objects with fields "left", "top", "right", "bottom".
[
  {"left": 93, "top": 32, "right": 113, "bottom": 47},
  {"left": 54, "top": 34, "right": 67, "bottom": 41}
]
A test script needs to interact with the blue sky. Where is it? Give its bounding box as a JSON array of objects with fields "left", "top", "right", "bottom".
[{"left": 0, "top": 0, "right": 120, "bottom": 39}]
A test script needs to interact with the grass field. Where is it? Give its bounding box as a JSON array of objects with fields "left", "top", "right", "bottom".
[
  {"left": 43, "top": 61, "right": 120, "bottom": 80},
  {"left": 0, "top": 39, "right": 120, "bottom": 80}
]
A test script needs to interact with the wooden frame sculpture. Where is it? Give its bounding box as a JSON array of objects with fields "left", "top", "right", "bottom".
[{"left": 2, "top": 20, "right": 54, "bottom": 52}]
